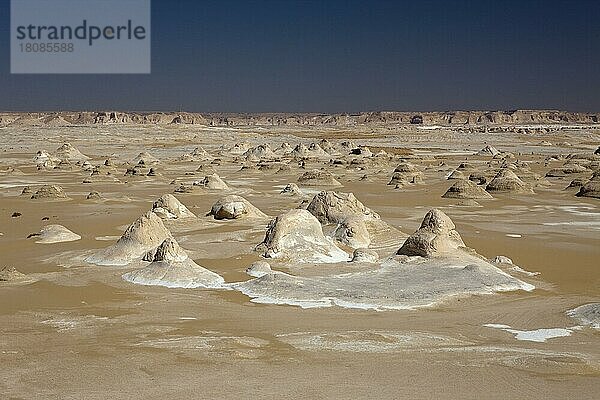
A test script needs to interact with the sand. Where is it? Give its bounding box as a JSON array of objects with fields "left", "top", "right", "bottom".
[{"left": 0, "top": 118, "right": 599, "bottom": 399}]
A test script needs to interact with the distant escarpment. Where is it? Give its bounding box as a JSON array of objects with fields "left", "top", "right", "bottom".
[{"left": 0, "top": 110, "right": 598, "bottom": 127}]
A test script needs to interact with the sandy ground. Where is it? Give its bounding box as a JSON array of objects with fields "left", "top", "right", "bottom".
[{"left": 0, "top": 123, "right": 599, "bottom": 399}]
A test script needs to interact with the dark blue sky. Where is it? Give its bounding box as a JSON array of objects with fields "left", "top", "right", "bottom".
[{"left": 1, "top": 0, "right": 599, "bottom": 112}]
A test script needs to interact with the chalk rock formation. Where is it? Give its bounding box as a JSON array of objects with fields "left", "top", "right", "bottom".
[
  {"left": 122, "top": 238, "right": 224, "bottom": 288},
  {"left": 209, "top": 195, "right": 267, "bottom": 220},
  {"left": 477, "top": 145, "right": 500, "bottom": 156},
  {"left": 194, "top": 173, "right": 230, "bottom": 190},
  {"left": 86, "top": 211, "right": 172, "bottom": 266},
  {"left": 54, "top": 143, "right": 89, "bottom": 161},
  {"left": 30, "top": 185, "right": 69, "bottom": 200},
  {"left": 442, "top": 180, "right": 493, "bottom": 199},
  {"left": 306, "top": 191, "right": 379, "bottom": 224},
  {"left": 397, "top": 209, "right": 466, "bottom": 257},
  {"left": 575, "top": 172, "right": 600, "bottom": 199},
  {"left": 179, "top": 146, "right": 212, "bottom": 162},
  {"left": 307, "top": 191, "right": 403, "bottom": 249},
  {"left": 446, "top": 170, "right": 466, "bottom": 180},
  {"left": 243, "top": 144, "right": 277, "bottom": 160},
  {"left": 388, "top": 162, "right": 423, "bottom": 186},
  {"left": 132, "top": 152, "right": 159, "bottom": 164},
  {"left": 291, "top": 143, "right": 312, "bottom": 158},
  {"left": 34, "top": 150, "right": 60, "bottom": 168},
  {"left": 245, "top": 261, "right": 273, "bottom": 278},
  {"left": 31, "top": 224, "right": 81, "bottom": 244},
  {"left": 228, "top": 142, "right": 251, "bottom": 155},
  {"left": 566, "top": 178, "right": 586, "bottom": 189},
  {"left": 280, "top": 183, "right": 303, "bottom": 196},
  {"left": 297, "top": 170, "right": 342, "bottom": 187},
  {"left": 350, "top": 248, "right": 379, "bottom": 263},
  {"left": 331, "top": 216, "right": 372, "bottom": 248},
  {"left": 152, "top": 194, "right": 195, "bottom": 220},
  {"left": 485, "top": 169, "right": 534, "bottom": 194},
  {"left": 546, "top": 164, "right": 589, "bottom": 177},
  {"left": 86, "top": 191, "right": 102, "bottom": 200},
  {"left": 256, "top": 209, "right": 349, "bottom": 263},
  {"left": 567, "top": 303, "right": 600, "bottom": 329},
  {"left": 0, "top": 267, "right": 28, "bottom": 282}
]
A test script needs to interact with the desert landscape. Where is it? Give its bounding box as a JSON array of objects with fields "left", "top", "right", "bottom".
[{"left": 0, "top": 110, "right": 598, "bottom": 398}]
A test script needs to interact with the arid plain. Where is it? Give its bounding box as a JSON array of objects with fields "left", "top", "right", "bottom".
[{"left": 0, "top": 110, "right": 599, "bottom": 399}]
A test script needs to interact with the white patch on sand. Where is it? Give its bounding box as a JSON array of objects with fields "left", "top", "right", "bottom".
[
  {"left": 277, "top": 330, "right": 469, "bottom": 353},
  {"left": 484, "top": 324, "right": 572, "bottom": 342},
  {"left": 95, "top": 235, "right": 122, "bottom": 241},
  {"left": 506, "top": 234, "right": 522, "bottom": 238}
]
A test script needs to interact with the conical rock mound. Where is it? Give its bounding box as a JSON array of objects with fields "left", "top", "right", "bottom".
[
  {"left": 397, "top": 209, "right": 466, "bottom": 257},
  {"left": 442, "top": 180, "right": 493, "bottom": 199},
  {"left": 280, "top": 183, "right": 303, "bottom": 196},
  {"left": 575, "top": 172, "right": 600, "bottom": 199},
  {"left": 30, "top": 185, "right": 70, "bottom": 200},
  {"left": 298, "top": 170, "right": 342, "bottom": 187},
  {"left": 486, "top": 169, "right": 534, "bottom": 194},
  {"left": 86, "top": 211, "right": 172, "bottom": 266},
  {"left": 306, "top": 191, "right": 379, "bottom": 224},
  {"left": 33, "top": 224, "right": 81, "bottom": 244},
  {"left": 194, "top": 173, "right": 229, "bottom": 190},
  {"left": 122, "top": 238, "right": 224, "bottom": 288},
  {"left": 54, "top": 143, "right": 89, "bottom": 161},
  {"left": 477, "top": 145, "right": 500, "bottom": 156},
  {"left": 152, "top": 194, "right": 195, "bottom": 219},
  {"left": 209, "top": 195, "right": 267, "bottom": 220},
  {"left": 257, "top": 209, "right": 349, "bottom": 263}
]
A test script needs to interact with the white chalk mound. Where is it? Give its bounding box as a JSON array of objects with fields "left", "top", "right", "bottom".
[
  {"left": 33, "top": 224, "right": 81, "bottom": 244},
  {"left": 245, "top": 261, "right": 273, "bottom": 277},
  {"left": 256, "top": 209, "right": 349, "bottom": 263},
  {"left": 442, "top": 179, "right": 493, "bottom": 200},
  {"left": 234, "top": 209, "right": 534, "bottom": 310},
  {"left": 567, "top": 303, "right": 600, "bottom": 329},
  {"left": 397, "top": 209, "right": 465, "bottom": 257},
  {"left": 132, "top": 152, "right": 160, "bottom": 165},
  {"left": 331, "top": 216, "right": 372, "bottom": 248},
  {"left": 281, "top": 183, "right": 303, "bottom": 196},
  {"left": 194, "top": 173, "right": 229, "bottom": 190},
  {"left": 486, "top": 169, "right": 534, "bottom": 194},
  {"left": 86, "top": 211, "right": 172, "bottom": 266},
  {"left": 152, "top": 194, "right": 195, "bottom": 220},
  {"left": 54, "top": 143, "right": 89, "bottom": 161},
  {"left": 576, "top": 171, "right": 600, "bottom": 199},
  {"left": 298, "top": 170, "right": 342, "bottom": 187},
  {"left": 307, "top": 191, "right": 405, "bottom": 250},
  {"left": 477, "top": 145, "right": 500, "bottom": 156},
  {"left": 0, "top": 266, "right": 29, "bottom": 283},
  {"left": 122, "top": 238, "right": 224, "bottom": 288},
  {"left": 307, "top": 191, "right": 379, "bottom": 224},
  {"left": 30, "top": 185, "right": 70, "bottom": 200},
  {"left": 388, "top": 163, "right": 424, "bottom": 186},
  {"left": 34, "top": 150, "right": 60, "bottom": 168},
  {"left": 209, "top": 195, "right": 267, "bottom": 220}
]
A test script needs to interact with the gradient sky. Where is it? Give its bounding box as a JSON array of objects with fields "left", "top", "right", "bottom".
[{"left": 0, "top": 0, "right": 599, "bottom": 112}]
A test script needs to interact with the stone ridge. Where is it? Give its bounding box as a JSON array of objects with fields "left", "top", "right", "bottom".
[{"left": 0, "top": 110, "right": 599, "bottom": 127}]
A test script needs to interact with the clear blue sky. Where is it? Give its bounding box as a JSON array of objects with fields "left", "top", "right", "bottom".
[{"left": 0, "top": 0, "right": 598, "bottom": 112}]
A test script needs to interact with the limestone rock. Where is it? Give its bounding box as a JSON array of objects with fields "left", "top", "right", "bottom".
[
  {"left": 397, "top": 209, "right": 466, "bottom": 257},
  {"left": 256, "top": 209, "right": 349, "bottom": 263},
  {"left": 209, "top": 195, "right": 267, "bottom": 220},
  {"left": 152, "top": 194, "right": 195, "bottom": 220}
]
